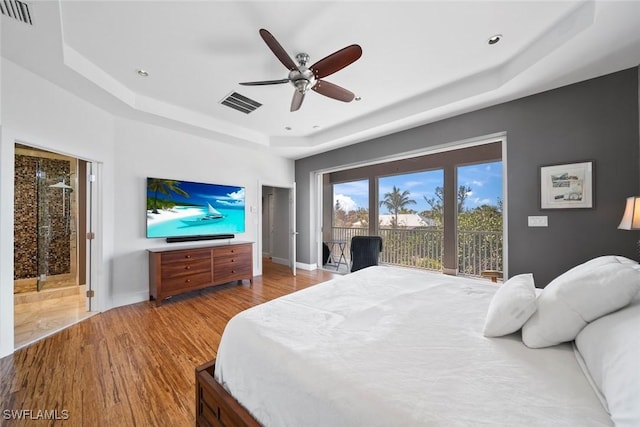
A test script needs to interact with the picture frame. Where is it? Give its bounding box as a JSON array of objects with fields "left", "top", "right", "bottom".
[{"left": 540, "top": 161, "right": 594, "bottom": 209}]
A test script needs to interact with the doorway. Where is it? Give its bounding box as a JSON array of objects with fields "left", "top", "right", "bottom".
[
  {"left": 260, "top": 185, "right": 296, "bottom": 276},
  {"left": 13, "top": 144, "right": 95, "bottom": 349}
]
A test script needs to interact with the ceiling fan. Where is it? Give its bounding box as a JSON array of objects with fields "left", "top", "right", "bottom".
[{"left": 240, "top": 29, "right": 362, "bottom": 112}]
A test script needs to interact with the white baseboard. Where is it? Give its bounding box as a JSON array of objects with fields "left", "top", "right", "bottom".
[
  {"left": 296, "top": 262, "right": 317, "bottom": 271},
  {"left": 270, "top": 257, "right": 317, "bottom": 271},
  {"left": 271, "top": 256, "right": 289, "bottom": 266},
  {"left": 109, "top": 291, "right": 149, "bottom": 310}
]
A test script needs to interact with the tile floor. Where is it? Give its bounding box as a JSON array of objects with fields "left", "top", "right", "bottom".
[{"left": 14, "top": 285, "right": 97, "bottom": 349}]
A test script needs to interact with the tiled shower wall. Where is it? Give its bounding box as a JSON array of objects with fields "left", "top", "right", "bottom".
[{"left": 14, "top": 154, "right": 72, "bottom": 280}]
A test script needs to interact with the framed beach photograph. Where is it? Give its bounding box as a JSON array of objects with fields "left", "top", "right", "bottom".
[{"left": 540, "top": 161, "right": 594, "bottom": 209}]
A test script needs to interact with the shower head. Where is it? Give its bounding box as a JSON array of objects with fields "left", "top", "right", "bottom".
[{"left": 49, "top": 180, "right": 73, "bottom": 190}]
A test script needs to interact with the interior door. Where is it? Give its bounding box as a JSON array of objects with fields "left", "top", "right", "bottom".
[{"left": 289, "top": 183, "right": 297, "bottom": 276}]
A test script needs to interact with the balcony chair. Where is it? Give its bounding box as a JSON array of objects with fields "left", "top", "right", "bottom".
[{"left": 350, "top": 236, "right": 383, "bottom": 273}]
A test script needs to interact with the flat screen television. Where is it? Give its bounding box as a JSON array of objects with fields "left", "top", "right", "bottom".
[{"left": 146, "top": 177, "right": 245, "bottom": 239}]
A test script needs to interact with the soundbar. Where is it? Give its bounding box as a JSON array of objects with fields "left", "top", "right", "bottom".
[{"left": 166, "top": 234, "right": 235, "bottom": 243}]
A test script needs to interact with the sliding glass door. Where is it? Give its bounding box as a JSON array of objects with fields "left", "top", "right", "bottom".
[
  {"left": 322, "top": 141, "right": 503, "bottom": 278},
  {"left": 378, "top": 170, "right": 444, "bottom": 270},
  {"left": 456, "top": 161, "right": 503, "bottom": 276}
]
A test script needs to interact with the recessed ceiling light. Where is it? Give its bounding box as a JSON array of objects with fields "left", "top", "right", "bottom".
[
  {"left": 285, "top": 126, "right": 292, "bottom": 131},
  {"left": 487, "top": 34, "right": 502, "bottom": 45},
  {"left": 354, "top": 96, "right": 362, "bottom": 101},
  {"left": 136, "top": 69, "right": 149, "bottom": 77},
  {"left": 312, "top": 125, "right": 321, "bottom": 129}
]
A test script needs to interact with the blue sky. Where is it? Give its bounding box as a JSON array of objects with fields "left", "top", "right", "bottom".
[
  {"left": 334, "top": 161, "right": 502, "bottom": 213},
  {"left": 147, "top": 178, "right": 245, "bottom": 208}
]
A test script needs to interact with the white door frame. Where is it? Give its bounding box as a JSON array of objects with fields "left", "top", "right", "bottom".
[
  {"left": 257, "top": 180, "right": 296, "bottom": 276},
  {"left": 4, "top": 140, "right": 103, "bottom": 355},
  {"left": 289, "top": 182, "right": 297, "bottom": 276}
]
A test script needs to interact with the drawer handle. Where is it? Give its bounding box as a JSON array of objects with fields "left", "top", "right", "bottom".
[
  {"left": 230, "top": 259, "right": 235, "bottom": 263},
  {"left": 231, "top": 270, "right": 235, "bottom": 274},
  {"left": 185, "top": 255, "right": 191, "bottom": 259},
  {"left": 186, "top": 279, "right": 191, "bottom": 283}
]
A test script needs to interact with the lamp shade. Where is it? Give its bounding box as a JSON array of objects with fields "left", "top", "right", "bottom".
[{"left": 618, "top": 196, "right": 640, "bottom": 230}]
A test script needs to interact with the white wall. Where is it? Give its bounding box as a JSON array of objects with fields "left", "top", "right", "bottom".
[
  {"left": 0, "top": 59, "right": 295, "bottom": 357},
  {"left": 0, "top": 59, "right": 116, "bottom": 357},
  {"left": 0, "top": 53, "right": 7, "bottom": 358},
  {"left": 111, "top": 118, "right": 294, "bottom": 306}
]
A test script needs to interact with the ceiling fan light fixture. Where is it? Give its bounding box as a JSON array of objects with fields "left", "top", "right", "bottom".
[
  {"left": 136, "top": 69, "right": 149, "bottom": 77},
  {"left": 240, "top": 28, "right": 362, "bottom": 112},
  {"left": 487, "top": 34, "right": 502, "bottom": 45},
  {"left": 294, "top": 79, "right": 310, "bottom": 92}
]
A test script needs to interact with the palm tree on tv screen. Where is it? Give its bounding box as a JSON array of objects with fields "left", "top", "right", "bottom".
[{"left": 148, "top": 179, "right": 189, "bottom": 214}]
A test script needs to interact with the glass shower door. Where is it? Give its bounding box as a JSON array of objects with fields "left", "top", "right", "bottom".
[
  {"left": 36, "top": 164, "right": 52, "bottom": 291},
  {"left": 14, "top": 151, "right": 78, "bottom": 293},
  {"left": 39, "top": 160, "right": 76, "bottom": 291}
]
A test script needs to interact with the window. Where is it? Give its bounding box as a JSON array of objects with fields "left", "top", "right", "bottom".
[
  {"left": 333, "top": 180, "right": 369, "bottom": 229},
  {"left": 378, "top": 170, "right": 444, "bottom": 270},
  {"left": 323, "top": 141, "right": 503, "bottom": 277},
  {"left": 457, "top": 161, "right": 503, "bottom": 275}
]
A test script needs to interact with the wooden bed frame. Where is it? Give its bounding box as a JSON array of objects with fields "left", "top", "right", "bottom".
[{"left": 195, "top": 359, "right": 260, "bottom": 427}]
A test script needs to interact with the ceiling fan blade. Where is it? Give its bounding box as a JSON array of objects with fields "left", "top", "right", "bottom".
[
  {"left": 310, "top": 45, "right": 362, "bottom": 79},
  {"left": 290, "top": 90, "right": 305, "bottom": 112},
  {"left": 312, "top": 80, "right": 355, "bottom": 102},
  {"left": 239, "top": 78, "right": 290, "bottom": 86},
  {"left": 259, "top": 28, "right": 298, "bottom": 71}
]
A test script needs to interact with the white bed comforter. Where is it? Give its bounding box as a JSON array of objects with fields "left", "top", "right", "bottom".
[{"left": 215, "top": 266, "right": 611, "bottom": 426}]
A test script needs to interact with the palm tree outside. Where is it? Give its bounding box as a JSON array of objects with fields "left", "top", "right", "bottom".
[{"left": 380, "top": 185, "right": 416, "bottom": 228}]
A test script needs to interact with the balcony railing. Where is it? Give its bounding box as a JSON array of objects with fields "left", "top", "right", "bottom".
[
  {"left": 457, "top": 230, "right": 503, "bottom": 276},
  {"left": 329, "top": 226, "right": 502, "bottom": 277}
]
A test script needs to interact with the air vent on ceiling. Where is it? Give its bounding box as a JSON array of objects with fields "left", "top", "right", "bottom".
[
  {"left": 220, "top": 92, "right": 262, "bottom": 114},
  {"left": 1, "top": 0, "right": 32, "bottom": 25}
]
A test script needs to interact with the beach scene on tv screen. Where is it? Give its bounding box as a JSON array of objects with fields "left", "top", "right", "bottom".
[{"left": 146, "top": 178, "right": 245, "bottom": 238}]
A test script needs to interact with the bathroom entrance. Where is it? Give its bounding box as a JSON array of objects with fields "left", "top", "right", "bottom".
[{"left": 13, "top": 144, "right": 95, "bottom": 348}]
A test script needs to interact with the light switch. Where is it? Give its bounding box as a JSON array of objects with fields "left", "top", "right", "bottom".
[{"left": 528, "top": 216, "right": 548, "bottom": 227}]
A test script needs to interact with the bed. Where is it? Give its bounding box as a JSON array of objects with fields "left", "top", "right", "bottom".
[{"left": 196, "top": 258, "right": 640, "bottom": 426}]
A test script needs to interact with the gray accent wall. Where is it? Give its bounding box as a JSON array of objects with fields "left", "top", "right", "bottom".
[{"left": 295, "top": 67, "right": 640, "bottom": 287}]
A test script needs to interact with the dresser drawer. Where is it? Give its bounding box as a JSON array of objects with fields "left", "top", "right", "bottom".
[
  {"left": 161, "top": 258, "right": 211, "bottom": 279},
  {"left": 162, "top": 271, "right": 213, "bottom": 292},
  {"left": 214, "top": 253, "right": 250, "bottom": 268},
  {"left": 214, "top": 264, "right": 251, "bottom": 283},
  {"left": 212, "top": 244, "right": 251, "bottom": 258},
  {"left": 161, "top": 249, "right": 211, "bottom": 264}
]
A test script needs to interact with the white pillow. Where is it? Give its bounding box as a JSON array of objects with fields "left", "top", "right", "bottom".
[
  {"left": 522, "top": 262, "right": 640, "bottom": 348},
  {"left": 562, "top": 255, "right": 636, "bottom": 276},
  {"left": 575, "top": 299, "right": 640, "bottom": 426},
  {"left": 483, "top": 273, "right": 537, "bottom": 337}
]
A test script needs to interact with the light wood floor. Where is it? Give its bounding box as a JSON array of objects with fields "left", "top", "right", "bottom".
[{"left": 0, "top": 259, "right": 337, "bottom": 427}]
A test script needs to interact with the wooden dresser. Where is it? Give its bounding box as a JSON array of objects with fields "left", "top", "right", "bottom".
[{"left": 148, "top": 241, "right": 253, "bottom": 306}]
